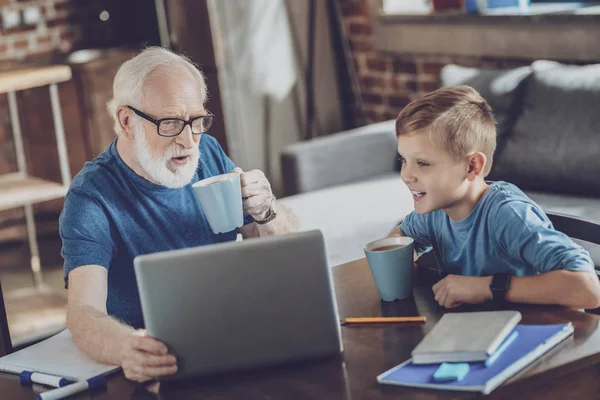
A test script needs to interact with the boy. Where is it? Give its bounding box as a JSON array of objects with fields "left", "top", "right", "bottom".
[{"left": 391, "top": 85, "right": 600, "bottom": 309}]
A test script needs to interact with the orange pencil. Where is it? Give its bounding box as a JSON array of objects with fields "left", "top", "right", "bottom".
[{"left": 341, "top": 316, "right": 426, "bottom": 325}]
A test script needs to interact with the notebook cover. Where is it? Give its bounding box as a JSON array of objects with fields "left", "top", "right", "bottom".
[
  {"left": 0, "top": 329, "right": 120, "bottom": 381},
  {"left": 379, "top": 323, "right": 574, "bottom": 394},
  {"left": 411, "top": 311, "right": 522, "bottom": 364}
]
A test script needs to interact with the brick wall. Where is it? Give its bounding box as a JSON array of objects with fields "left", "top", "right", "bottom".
[
  {"left": 0, "top": 0, "right": 77, "bottom": 63},
  {"left": 0, "top": 0, "right": 78, "bottom": 179},
  {"left": 338, "top": 0, "right": 532, "bottom": 124}
]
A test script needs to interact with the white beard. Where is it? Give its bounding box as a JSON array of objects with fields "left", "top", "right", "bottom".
[{"left": 132, "top": 125, "right": 200, "bottom": 188}]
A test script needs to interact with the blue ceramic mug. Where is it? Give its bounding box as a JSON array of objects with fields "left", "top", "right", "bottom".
[
  {"left": 192, "top": 173, "right": 244, "bottom": 234},
  {"left": 364, "top": 236, "right": 414, "bottom": 301}
]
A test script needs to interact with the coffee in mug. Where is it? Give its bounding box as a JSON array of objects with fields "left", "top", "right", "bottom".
[{"left": 372, "top": 244, "right": 405, "bottom": 252}]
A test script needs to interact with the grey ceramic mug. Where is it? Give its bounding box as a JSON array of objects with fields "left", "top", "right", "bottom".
[
  {"left": 192, "top": 173, "right": 244, "bottom": 234},
  {"left": 364, "top": 236, "right": 414, "bottom": 301}
]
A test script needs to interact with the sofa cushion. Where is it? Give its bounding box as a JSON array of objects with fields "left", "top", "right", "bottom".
[
  {"left": 440, "top": 64, "right": 532, "bottom": 145},
  {"left": 492, "top": 62, "right": 600, "bottom": 197},
  {"left": 526, "top": 190, "right": 600, "bottom": 224},
  {"left": 281, "top": 120, "right": 398, "bottom": 196},
  {"left": 279, "top": 173, "right": 414, "bottom": 267}
]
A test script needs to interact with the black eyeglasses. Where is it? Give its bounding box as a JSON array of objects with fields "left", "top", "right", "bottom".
[{"left": 127, "top": 106, "right": 214, "bottom": 137}]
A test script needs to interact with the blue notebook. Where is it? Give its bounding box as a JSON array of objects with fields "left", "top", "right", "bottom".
[{"left": 377, "top": 323, "right": 574, "bottom": 395}]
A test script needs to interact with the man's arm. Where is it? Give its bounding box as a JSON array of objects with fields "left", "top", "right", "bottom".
[
  {"left": 239, "top": 202, "right": 298, "bottom": 238},
  {"left": 67, "top": 265, "right": 177, "bottom": 382},
  {"left": 234, "top": 167, "right": 298, "bottom": 238},
  {"left": 432, "top": 270, "right": 600, "bottom": 309}
]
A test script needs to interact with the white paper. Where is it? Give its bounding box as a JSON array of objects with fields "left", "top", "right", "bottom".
[{"left": 0, "top": 330, "right": 119, "bottom": 381}]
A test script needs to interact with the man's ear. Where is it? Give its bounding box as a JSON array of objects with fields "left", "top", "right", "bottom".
[
  {"left": 466, "top": 152, "right": 487, "bottom": 181},
  {"left": 116, "top": 106, "right": 135, "bottom": 139}
]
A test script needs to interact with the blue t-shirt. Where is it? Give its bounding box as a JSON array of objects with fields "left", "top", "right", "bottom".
[
  {"left": 59, "top": 135, "right": 253, "bottom": 328},
  {"left": 400, "top": 181, "right": 593, "bottom": 277}
]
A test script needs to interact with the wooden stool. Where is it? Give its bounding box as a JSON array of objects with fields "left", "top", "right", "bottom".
[{"left": 0, "top": 65, "right": 72, "bottom": 347}]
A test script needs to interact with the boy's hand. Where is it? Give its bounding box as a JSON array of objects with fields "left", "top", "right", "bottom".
[{"left": 432, "top": 275, "right": 493, "bottom": 308}]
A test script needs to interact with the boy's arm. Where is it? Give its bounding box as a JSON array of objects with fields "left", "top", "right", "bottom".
[
  {"left": 494, "top": 202, "right": 600, "bottom": 308},
  {"left": 387, "top": 227, "right": 404, "bottom": 237},
  {"left": 504, "top": 270, "right": 600, "bottom": 308},
  {"left": 433, "top": 270, "right": 600, "bottom": 309},
  {"left": 433, "top": 202, "right": 600, "bottom": 309}
]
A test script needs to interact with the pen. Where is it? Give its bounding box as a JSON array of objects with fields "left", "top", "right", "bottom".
[
  {"left": 20, "top": 371, "right": 70, "bottom": 388},
  {"left": 36, "top": 375, "right": 107, "bottom": 400},
  {"left": 485, "top": 330, "right": 519, "bottom": 367},
  {"left": 341, "top": 316, "right": 426, "bottom": 325}
]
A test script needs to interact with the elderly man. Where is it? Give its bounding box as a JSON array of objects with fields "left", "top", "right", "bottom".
[{"left": 60, "top": 47, "right": 298, "bottom": 382}]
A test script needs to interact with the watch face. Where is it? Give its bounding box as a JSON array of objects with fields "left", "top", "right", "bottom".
[{"left": 493, "top": 274, "right": 511, "bottom": 291}]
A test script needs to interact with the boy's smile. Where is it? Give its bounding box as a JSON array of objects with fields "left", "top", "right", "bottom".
[{"left": 397, "top": 130, "right": 486, "bottom": 221}]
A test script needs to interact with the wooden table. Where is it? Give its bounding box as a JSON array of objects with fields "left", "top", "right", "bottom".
[{"left": 3, "top": 258, "right": 600, "bottom": 399}]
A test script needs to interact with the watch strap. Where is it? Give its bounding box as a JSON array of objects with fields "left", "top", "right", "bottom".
[{"left": 253, "top": 200, "right": 277, "bottom": 225}]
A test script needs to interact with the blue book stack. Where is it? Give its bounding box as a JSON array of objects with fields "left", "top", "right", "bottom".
[{"left": 377, "top": 323, "right": 573, "bottom": 395}]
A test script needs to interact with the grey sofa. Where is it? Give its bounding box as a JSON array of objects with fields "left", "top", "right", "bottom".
[{"left": 279, "top": 61, "right": 600, "bottom": 268}]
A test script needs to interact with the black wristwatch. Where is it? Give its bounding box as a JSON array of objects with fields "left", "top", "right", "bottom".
[{"left": 490, "top": 273, "right": 511, "bottom": 302}]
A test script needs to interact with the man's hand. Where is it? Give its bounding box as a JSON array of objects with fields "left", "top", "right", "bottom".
[
  {"left": 432, "top": 275, "right": 492, "bottom": 308},
  {"left": 120, "top": 330, "right": 178, "bottom": 382},
  {"left": 233, "top": 167, "right": 274, "bottom": 220}
]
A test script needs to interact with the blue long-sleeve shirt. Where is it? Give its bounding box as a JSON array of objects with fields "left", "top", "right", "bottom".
[{"left": 400, "top": 181, "right": 593, "bottom": 276}]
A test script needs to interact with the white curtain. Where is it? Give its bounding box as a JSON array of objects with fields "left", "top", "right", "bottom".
[{"left": 207, "top": 0, "right": 302, "bottom": 195}]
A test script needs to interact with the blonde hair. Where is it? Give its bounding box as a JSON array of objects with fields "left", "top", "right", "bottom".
[
  {"left": 106, "top": 47, "right": 207, "bottom": 136},
  {"left": 395, "top": 85, "right": 497, "bottom": 176}
]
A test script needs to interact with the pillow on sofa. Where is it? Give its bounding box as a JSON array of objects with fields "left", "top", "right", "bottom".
[
  {"left": 440, "top": 64, "right": 532, "bottom": 144},
  {"left": 491, "top": 62, "right": 600, "bottom": 197}
]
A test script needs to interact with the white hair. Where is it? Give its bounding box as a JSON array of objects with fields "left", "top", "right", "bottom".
[{"left": 106, "top": 47, "right": 208, "bottom": 136}]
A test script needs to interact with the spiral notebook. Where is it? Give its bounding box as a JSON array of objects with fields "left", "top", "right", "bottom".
[
  {"left": 0, "top": 329, "right": 120, "bottom": 381},
  {"left": 378, "top": 323, "right": 574, "bottom": 395}
]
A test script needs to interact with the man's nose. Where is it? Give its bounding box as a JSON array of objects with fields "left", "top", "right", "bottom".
[{"left": 174, "top": 125, "right": 196, "bottom": 149}]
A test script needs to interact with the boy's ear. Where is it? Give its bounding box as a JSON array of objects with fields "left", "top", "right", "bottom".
[{"left": 466, "top": 152, "right": 487, "bottom": 181}]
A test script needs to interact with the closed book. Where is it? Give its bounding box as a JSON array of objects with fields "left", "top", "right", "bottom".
[
  {"left": 411, "top": 311, "right": 521, "bottom": 364},
  {"left": 378, "top": 323, "right": 574, "bottom": 394}
]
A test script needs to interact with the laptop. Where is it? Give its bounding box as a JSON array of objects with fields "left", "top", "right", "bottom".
[{"left": 133, "top": 230, "right": 342, "bottom": 380}]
